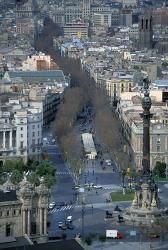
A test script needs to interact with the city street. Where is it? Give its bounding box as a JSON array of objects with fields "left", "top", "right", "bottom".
[{"left": 44, "top": 109, "right": 168, "bottom": 245}]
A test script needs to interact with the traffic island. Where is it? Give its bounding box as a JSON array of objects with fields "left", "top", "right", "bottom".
[{"left": 110, "top": 190, "right": 134, "bottom": 202}]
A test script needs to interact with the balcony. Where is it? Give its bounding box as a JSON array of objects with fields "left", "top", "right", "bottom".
[
  {"left": 19, "top": 146, "right": 27, "bottom": 151},
  {"left": 0, "top": 146, "right": 16, "bottom": 152}
]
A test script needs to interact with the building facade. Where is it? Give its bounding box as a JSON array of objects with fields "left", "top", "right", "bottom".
[
  {"left": 97, "top": 76, "right": 133, "bottom": 102},
  {"left": 0, "top": 100, "right": 43, "bottom": 165},
  {"left": 0, "top": 176, "right": 49, "bottom": 243},
  {"left": 63, "top": 22, "right": 89, "bottom": 38},
  {"left": 139, "top": 12, "right": 153, "bottom": 49},
  {"left": 118, "top": 93, "right": 168, "bottom": 170}
]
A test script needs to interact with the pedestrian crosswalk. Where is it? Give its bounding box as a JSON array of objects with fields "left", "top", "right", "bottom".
[
  {"left": 101, "top": 184, "right": 122, "bottom": 190},
  {"left": 48, "top": 202, "right": 128, "bottom": 215},
  {"left": 55, "top": 172, "right": 74, "bottom": 175},
  {"left": 48, "top": 204, "right": 79, "bottom": 214}
]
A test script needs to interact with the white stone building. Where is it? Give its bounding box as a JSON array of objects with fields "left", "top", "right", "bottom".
[
  {"left": 118, "top": 92, "right": 168, "bottom": 170},
  {"left": 0, "top": 177, "right": 49, "bottom": 243},
  {"left": 0, "top": 100, "right": 43, "bottom": 165}
]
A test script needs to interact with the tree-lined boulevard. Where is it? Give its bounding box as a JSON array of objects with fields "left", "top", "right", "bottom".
[{"left": 34, "top": 18, "right": 168, "bottom": 249}]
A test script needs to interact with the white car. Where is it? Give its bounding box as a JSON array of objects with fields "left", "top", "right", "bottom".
[
  {"left": 105, "top": 159, "right": 112, "bottom": 166},
  {"left": 93, "top": 185, "right": 103, "bottom": 189},
  {"left": 49, "top": 202, "right": 56, "bottom": 209}
]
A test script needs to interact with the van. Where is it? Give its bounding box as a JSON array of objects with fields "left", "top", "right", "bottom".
[{"left": 106, "top": 230, "right": 122, "bottom": 239}]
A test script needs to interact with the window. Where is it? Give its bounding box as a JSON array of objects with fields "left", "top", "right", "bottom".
[
  {"left": 20, "top": 119, "right": 23, "bottom": 124},
  {"left": 13, "top": 210, "right": 16, "bottom": 216},
  {"left": 32, "top": 139, "right": 35, "bottom": 145},
  {"left": 157, "top": 145, "right": 160, "bottom": 152},
  {"left": 21, "top": 134, "right": 23, "bottom": 137},
  {"left": 20, "top": 142, "right": 23, "bottom": 149},
  {"left": 32, "top": 125, "right": 35, "bottom": 129},
  {"left": 0, "top": 211, "right": 2, "bottom": 217},
  {"left": 38, "top": 131, "right": 40, "bottom": 136},
  {"left": 6, "top": 210, "right": 9, "bottom": 216},
  {"left": 157, "top": 137, "right": 160, "bottom": 143},
  {"left": 38, "top": 124, "right": 40, "bottom": 128},
  {"left": 32, "top": 132, "right": 35, "bottom": 137},
  {"left": 21, "top": 127, "right": 23, "bottom": 130},
  {"left": 6, "top": 224, "right": 11, "bottom": 237},
  {"left": 121, "top": 83, "right": 124, "bottom": 93}
]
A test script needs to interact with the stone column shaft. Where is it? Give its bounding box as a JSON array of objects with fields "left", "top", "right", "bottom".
[
  {"left": 27, "top": 210, "right": 30, "bottom": 235},
  {"left": 3, "top": 131, "right": 6, "bottom": 148},
  {"left": 39, "top": 208, "right": 42, "bottom": 235},
  {"left": 9, "top": 131, "right": 12, "bottom": 148},
  {"left": 22, "top": 210, "right": 26, "bottom": 234},
  {"left": 44, "top": 209, "right": 47, "bottom": 235}
]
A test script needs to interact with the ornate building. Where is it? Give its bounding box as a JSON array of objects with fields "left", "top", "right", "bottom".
[{"left": 0, "top": 176, "right": 49, "bottom": 243}]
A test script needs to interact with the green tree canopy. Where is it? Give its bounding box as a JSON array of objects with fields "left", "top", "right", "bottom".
[
  {"left": 11, "top": 169, "right": 23, "bottom": 184},
  {"left": 36, "top": 161, "right": 55, "bottom": 177},
  {"left": 44, "top": 174, "right": 55, "bottom": 188},
  {"left": 153, "top": 161, "right": 166, "bottom": 178}
]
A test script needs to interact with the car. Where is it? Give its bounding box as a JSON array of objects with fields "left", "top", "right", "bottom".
[
  {"left": 105, "top": 159, "right": 112, "bottom": 166},
  {"left": 58, "top": 222, "right": 67, "bottom": 230},
  {"left": 48, "top": 202, "right": 56, "bottom": 210},
  {"left": 51, "top": 139, "right": 56, "bottom": 144},
  {"left": 148, "top": 233, "right": 160, "bottom": 239},
  {"left": 93, "top": 185, "right": 103, "bottom": 189},
  {"left": 66, "top": 216, "right": 72, "bottom": 223}
]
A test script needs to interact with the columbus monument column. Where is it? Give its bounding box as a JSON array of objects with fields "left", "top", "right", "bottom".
[
  {"left": 140, "top": 77, "right": 153, "bottom": 177},
  {"left": 124, "top": 77, "right": 168, "bottom": 225}
]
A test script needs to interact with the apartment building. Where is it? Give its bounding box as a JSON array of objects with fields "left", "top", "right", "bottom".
[
  {"left": 0, "top": 99, "right": 43, "bottom": 165},
  {"left": 63, "top": 22, "right": 89, "bottom": 38},
  {"left": 118, "top": 92, "right": 168, "bottom": 170}
]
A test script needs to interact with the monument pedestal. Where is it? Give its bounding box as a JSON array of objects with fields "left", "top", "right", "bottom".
[{"left": 124, "top": 179, "right": 168, "bottom": 226}]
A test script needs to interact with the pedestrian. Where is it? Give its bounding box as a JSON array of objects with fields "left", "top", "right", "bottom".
[{"left": 93, "top": 170, "right": 94, "bottom": 175}]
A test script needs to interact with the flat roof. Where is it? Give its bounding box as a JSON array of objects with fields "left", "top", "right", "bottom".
[{"left": 0, "top": 190, "right": 17, "bottom": 202}]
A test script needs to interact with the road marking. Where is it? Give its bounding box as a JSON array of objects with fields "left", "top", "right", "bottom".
[
  {"left": 55, "top": 172, "right": 73, "bottom": 175},
  {"left": 48, "top": 202, "right": 127, "bottom": 215}
]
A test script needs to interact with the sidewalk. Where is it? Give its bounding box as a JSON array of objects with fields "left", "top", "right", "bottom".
[{"left": 78, "top": 239, "right": 168, "bottom": 250}]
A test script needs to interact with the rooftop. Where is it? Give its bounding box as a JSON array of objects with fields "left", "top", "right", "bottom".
[{"left": 0, "top": 190, "right": 17, "bottom": 202}]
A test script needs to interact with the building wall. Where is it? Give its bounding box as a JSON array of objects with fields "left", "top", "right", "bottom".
[
  {"left": 63, "top": 23, "right": 88, "bottom": 38},
  {"left": 131, "top": 123, "right": 168, "bottom": 170},
  {"left": 93, "top": 13, "right": 112, "bottom": 27},
  {"left": 14, "top": 111, "right": 28, "bottom": 163},
  {"left": 97, "top": 77, "right": 133, "bottom": 99},
  {"left": 0, "top": 202, "right": 22, "bottom": 237},
  {"left": 139, "top": 12, "right": 153, "bottom": 49},
  {"left": 27, "top": 110, "right": 43, "bottom": 161}
]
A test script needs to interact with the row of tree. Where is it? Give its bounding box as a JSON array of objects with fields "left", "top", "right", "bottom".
[
  {"left": 35, "top": 17, "right": 129, "bottom": 173},
  {"left": 0, "top": 160, "right": 55, "bottom": 187}
]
